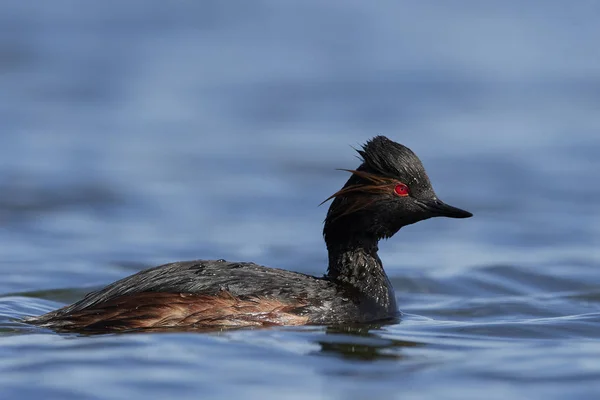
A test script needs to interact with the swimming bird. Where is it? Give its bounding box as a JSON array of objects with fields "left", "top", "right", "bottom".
[{"left": 27, "top": 136, "right": 472, "bottom": 332}]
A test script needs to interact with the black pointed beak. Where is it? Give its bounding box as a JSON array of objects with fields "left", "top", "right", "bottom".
[{"left": 418, "top": 198, "right": 473, "bottom": 219}]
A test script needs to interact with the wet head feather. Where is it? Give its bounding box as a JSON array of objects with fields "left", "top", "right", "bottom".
[{"left": 358, "top": 136, "right": 430, "bottom": 188}]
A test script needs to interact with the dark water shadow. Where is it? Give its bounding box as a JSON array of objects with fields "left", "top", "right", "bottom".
[{"left": 310, "top": 323, "right": 424, "bottom": 361}]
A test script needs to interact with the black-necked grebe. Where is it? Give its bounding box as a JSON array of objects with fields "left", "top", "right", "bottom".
[{"left": 27, "top": 136, "right": 472, "bottom": 332}]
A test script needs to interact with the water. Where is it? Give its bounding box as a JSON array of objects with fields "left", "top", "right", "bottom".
[{"left": 2, "top": 1, "right": 600, "bottom": 399}]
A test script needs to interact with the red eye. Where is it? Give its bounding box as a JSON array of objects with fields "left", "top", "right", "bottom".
[{"left": 394, "top": 183, "right": 409, "bottom": 197}]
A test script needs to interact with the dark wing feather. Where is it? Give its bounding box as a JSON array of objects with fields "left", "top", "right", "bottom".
[{"left": 28, "top": 260, "right": 338, "bottom": 326}]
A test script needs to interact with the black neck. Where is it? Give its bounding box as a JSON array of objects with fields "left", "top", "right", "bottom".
[{"left": 325, "top": 235, "right": 397, "bottom": 317}]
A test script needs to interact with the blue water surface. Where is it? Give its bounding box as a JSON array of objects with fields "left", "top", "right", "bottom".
[{"left": 1, "top": 1, "right": 600, "bottom": 399}]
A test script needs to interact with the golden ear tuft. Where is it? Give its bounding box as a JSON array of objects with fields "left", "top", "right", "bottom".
[{"left": 319, "top": 169, "right": 398, "bottom": 220}]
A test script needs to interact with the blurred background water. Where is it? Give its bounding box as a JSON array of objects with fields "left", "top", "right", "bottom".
[{"left": 1, "top": 1, "right": 600, "bottom": 399}]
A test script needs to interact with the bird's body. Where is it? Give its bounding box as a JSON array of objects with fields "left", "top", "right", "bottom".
[
  {"left": 31, "top": 255, "right": 397, "bottom": 331},
  {"left": 27, "top": 136, "right": 471, "bottom": 333}
]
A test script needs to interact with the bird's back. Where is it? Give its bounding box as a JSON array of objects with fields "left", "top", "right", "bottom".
[{"left": 27, "top": 260, "right": 349, "bottom": 332}]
